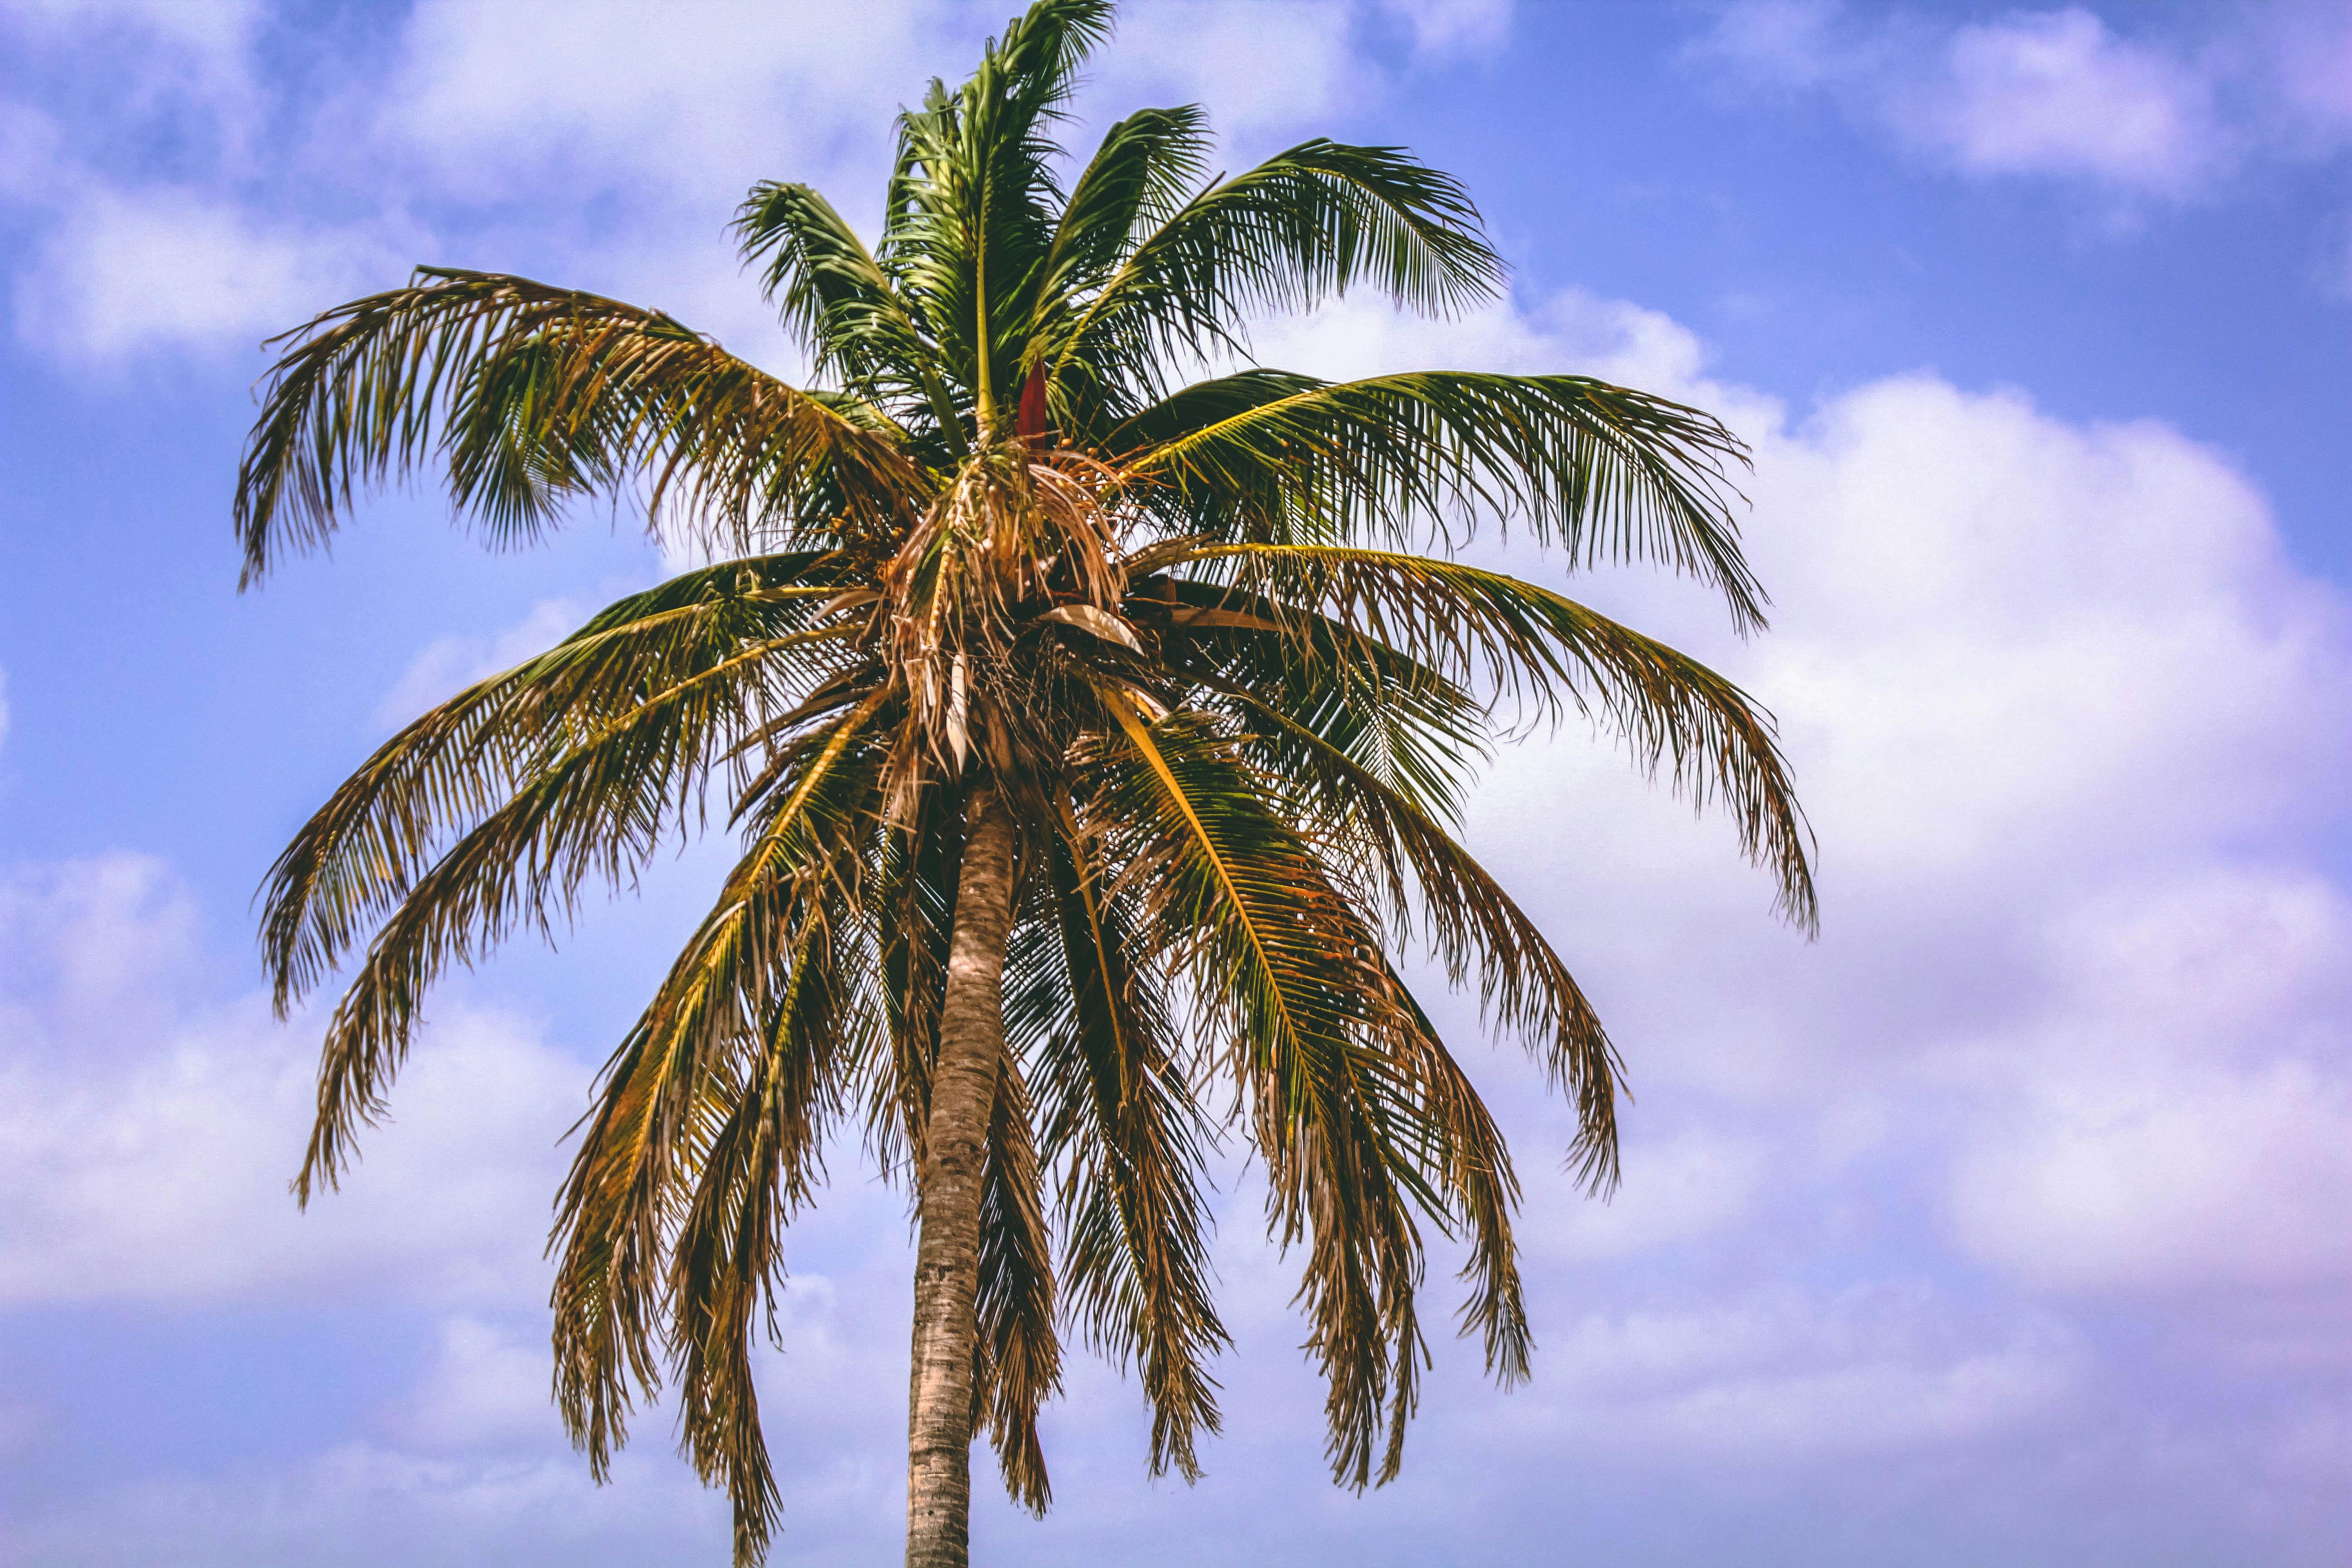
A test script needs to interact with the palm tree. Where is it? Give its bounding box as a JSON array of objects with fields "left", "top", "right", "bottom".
[{"left": 234, "top": 4, "right": 1813, "bottom": 1564}]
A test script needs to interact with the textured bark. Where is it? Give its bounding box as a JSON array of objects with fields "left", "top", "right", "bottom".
[{"left": 906, "top": 788, "right": 1018, "bottom": 1568}]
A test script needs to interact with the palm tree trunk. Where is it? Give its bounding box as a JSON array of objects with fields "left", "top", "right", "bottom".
[{"left": 906, "top": 785, "right": 1018, "bottom": 1568}]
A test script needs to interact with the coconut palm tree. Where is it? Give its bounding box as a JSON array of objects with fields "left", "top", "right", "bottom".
[{"left": 234, "top": 3, "right": 1813, "bottom": 1564}]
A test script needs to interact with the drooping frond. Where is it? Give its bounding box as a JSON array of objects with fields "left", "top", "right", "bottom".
[
  {"left": 869, "top": 784, "right": 965, "bottom": 1180},
  {"left": 671, "top": 890, "right": 869, "bottom": 1566},
  {"left": 1092, "top": 698, "right": 1501, "bottom": 1489},
  {"left": 262, "top": 553, "right": 844, "bottom": 1012},
  {"left": 1014, "top": 829, "right": 1227, "bottom": 1478},
  {"left": 970, "top": 1042, "right": 1061, "bottom": 1513},
  {"left": 1168, "top": 544, "right": 1818, "bottom": 928},
  {"left": 1122, "top": 370, "right": 1765, "bottom": 629},
  {"left": 1217, "top": 681, "right": 1621, "bottom": 1189},
  {"left": 234, "top": 270, "right": 917, "bottom": 583},
  {"left": 550, "top": 694, "right": 887, "bottom": 1512},
  {"left": 1366, "top": 965, "right": 1529, "bottom": 1385},
  {"left": 277, "top": 559, "right": 864, "bottom": 1202}
]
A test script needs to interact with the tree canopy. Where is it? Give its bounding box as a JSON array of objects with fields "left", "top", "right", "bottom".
[{"left": 235, "top": 4, "right": 1813, "bottom": 1563}]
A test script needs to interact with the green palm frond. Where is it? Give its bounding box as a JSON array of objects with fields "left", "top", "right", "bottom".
[
  {"left": 550, "top": 696, "right": 887, "bottom": 1494},
  {"left": 1171, "top": 544, "right": 1817, "bottom": 928},
  {"left": 1053, "top": 142, "right": 1504, "bottom": 406},
  {"left": 880, "top": 0, "right": 1114, "bottom": 428},
  {"left": 1017, "top": 829, "right": 1227, "bottom": 1479},
  {"left": 1029, "top": 106, "right": 1213, "bottom": 343},
  {"left": 234, "top": 270, "right": 916, "bottom": 583},
  {"left": 1126, "top": 372, "right": 1764, "bottom": 627},
  {"left": 1146, "top": 574, "right": 1490, "bottom": 825}
]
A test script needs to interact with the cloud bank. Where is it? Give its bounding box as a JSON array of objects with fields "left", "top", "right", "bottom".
[
  {"left": 0, "top": 0, "right": 2344, "bottom": 1563},
  {"left": 5, "top": 283, "right": 2347, "bottom": 1562}
]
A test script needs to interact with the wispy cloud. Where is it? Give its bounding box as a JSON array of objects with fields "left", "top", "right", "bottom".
[
  {"left": 373, "top": 599, "right": 582, "bottom": 730},
  {"left": 1700, "top": 1, "right": 2352, "bottom": 202}
]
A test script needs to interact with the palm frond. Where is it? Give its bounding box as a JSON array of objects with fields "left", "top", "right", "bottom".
[
  {"left": 1019, "top": 104, "right": 1213, "bottom": 437},
  {"left": 550, "top": 694, "right": 887, "bottom": 1493},
  {"left": 1052, "top": 142, "right": 1504, "bottom": 405},
  {"left": 1218, "top": 682, "right": 1622, "bottom": 1188},
  {"left": 671, "top": 893, "right": 867, "bottom": 1566},
  {"left": 1168, "top": 544, "right": 1818, "bottom": 928},
  {"left": 262, "top": 552, "right": 847, "bottom": 1023},
  {"left": 1123, "top": 371, "right": 1764, "bottom": 628},
  {"left": 234, "top": 270, "right": 917, "bottom": 583},
  {"left": 970, "top": 1042, "right": 1061, "bottom": 1513},
  {"left": 1014, "top": 828, "right": 1227, "bottom": 1478},
  {"left": 285, "top": 600, "right": 862, "bottom": 1204}
]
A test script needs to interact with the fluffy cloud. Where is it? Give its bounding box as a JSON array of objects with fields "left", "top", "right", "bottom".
[
  {"left": 10, "top": 183, "right": 393, "bottom": 360},
  {"left": 1950, "top": 868, "right": 2352, "bottom": 1300},
  {"left": 1, "top": 0, "right": 1517, "bottom": 363},
  {"left": 0, "top": 854, "right": 587, "bottom": 1308},
  {"left": 1700, "top": 1, "right": 2352, "bottom": 201},
  {"left": 4, "top": 281, "right": 2348, "bottom": 1558},
  {"left": 1916, "top": 9, "right": 2219, "bottom": 189}
]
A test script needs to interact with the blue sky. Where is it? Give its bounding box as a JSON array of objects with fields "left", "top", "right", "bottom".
[{"left": 2, "top": 2, "right": 2347, "bottom": 1563}]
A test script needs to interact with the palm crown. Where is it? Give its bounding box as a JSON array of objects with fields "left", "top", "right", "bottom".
[{"left": 235, "top": 4, "right": 1814, "bottom": 1565}]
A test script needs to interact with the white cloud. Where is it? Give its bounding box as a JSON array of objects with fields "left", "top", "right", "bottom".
[
  {"left": 1097, "top": 1, "right": 1368, "bottom": 143},
  {"left": 1915, "top": 9, "right": 2219, "bottom": 190},
  {"left": 1536, "top": 1284, "right": 2083, "bottom": 1456},
  {"left": 1522, "top": 1123, "right": 1771, "bottom": 1261},
  {"left": 12, "top": 183, "right": 393, "bottom": 360},
  {"left": 1379, "top": 0, "right": 1511, "bottom": 59},
  {"left": 1950, "top": 867, "right": 2352, "bottom": 1299},
  {"left": 1700, "top": 2, "right": 2352, "bottom": 201},
  {"left": 2263, "top": 0, "right": 2352, "bottom": 149},
  {"left": 1956, "top": 1054, "right": 2352, "bottom": 1298},
  {"left": 0, "top": 101, "right": 65, "bottom": 201},
  {"left": 392, "top": 1317, "right": 574, "bottom": 1452},
  {"left": 375, "top": 599, "right": 581, "bottom": 729},
  {"left": 0, "top": 854, "right": 587, "bottom": 1308},
  {"left": 0, "top": 0, "right": 270, "bottom": 179},
  {"left": 1250, "top": 282, "right": 2352, "bottom": 1348},
  {"left": 378, "top": 0, "right": 946, "bottom": 209}
]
